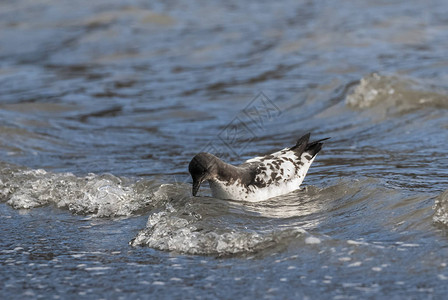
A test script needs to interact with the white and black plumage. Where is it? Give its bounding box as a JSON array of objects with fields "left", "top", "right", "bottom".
[{"left": 188, "top": 133, "right": 328, "bottom": 202}]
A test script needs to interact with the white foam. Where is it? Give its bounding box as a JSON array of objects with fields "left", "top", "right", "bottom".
[
  {"left": 338, "top": 257, "right": 351, "bottom": 262},
  {"left": 438, "top": 274, "right": 448, "bottom": 280},
  {"left": 433, "top": 190, "right": 448, "bottom": 226},
  {"left": 348, "top": 261, "right": 362, "bottom": 267},
  {"left": 305, "top": 236, "right": 321, "bottom": 244},
  {"left": 130, "top": 203, "right": 306, "bottom": 255},
  {"left": 85, "top": 266, "right": 111, "bottom": 271},
  {"left": 0, "top": 165, "right": 178, "bottom": 217},
  {"left": 346, "top": 73, "right": 448, "bottom": 112}
]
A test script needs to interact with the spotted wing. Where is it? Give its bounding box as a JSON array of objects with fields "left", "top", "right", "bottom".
[{"left": 242, "top": 148, "right": 300, "bottom": 188}]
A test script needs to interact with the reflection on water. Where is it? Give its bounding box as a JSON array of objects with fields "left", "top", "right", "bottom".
[{"left": 1, "top": 0, "right": 448, "bottom": 298}]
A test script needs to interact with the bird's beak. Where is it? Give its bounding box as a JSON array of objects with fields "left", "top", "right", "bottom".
[{"left": 192, "top": 178, "right": 203, "bottom": 196}]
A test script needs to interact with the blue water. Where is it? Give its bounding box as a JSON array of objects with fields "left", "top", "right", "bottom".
[{"left": 1, "top": 0, "right": 448, "bottom": 299}]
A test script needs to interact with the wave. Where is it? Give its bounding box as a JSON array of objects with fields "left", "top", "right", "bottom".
[
  {"left": 433, "top": 189, "right": 448, "bottom": 226},
  {"left": 346, "top": 73, "right": 448, "bottom": 113},
  {"left": 0, "top": 162, "right": 176, "bottom": 217},
  {"left": 1, "top": 161, "right": 436, "bottom": 255},
  {"left": 129, "top": 199, "right": 309, "bottom": 256},
  {"left": 130, "top": 178, "right": 388, "bottom": 256}
]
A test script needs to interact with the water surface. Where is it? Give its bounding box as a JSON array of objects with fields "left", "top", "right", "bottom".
[{"left": 1, "top": 0, "right": 448, "bottom": 298}]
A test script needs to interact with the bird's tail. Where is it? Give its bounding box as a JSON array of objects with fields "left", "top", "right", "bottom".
[
  {"left": 289, "top": 133, "right": 310, "bottom": 153},
  {"left": 305, "top": 136, "right": 330, "bottom": 157},
  {"left": 290, "top": 133, "right": 330, "bottom": 157}
]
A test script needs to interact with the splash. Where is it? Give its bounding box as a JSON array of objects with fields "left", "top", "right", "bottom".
[
  {"left": 130, "top": 178, "right": 384, "bottom": 255},
  {"left": 130, "top": 200, "right": 306, "bottom": 255},
  {"left": 0, "top": 163, "right": 182, "bottom": 217},
  {"left": 129, "top": 176, "right": 437, "bottom": 255},
  {"left": 433, "top": 190, "right": 448, "bottom": 226}
]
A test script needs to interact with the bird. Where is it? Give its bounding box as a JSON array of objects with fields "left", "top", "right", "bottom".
[{"left": 188, "top": 133, "right": 328, "bottom": 202}]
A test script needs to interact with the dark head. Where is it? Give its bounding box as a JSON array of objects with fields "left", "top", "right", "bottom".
[{"left": 188, "top": 152, "right": 220, "bottom": 196}]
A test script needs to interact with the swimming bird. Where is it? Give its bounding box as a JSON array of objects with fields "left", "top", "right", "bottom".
[{"left": 188, "top": 133, "right": 328, "bottom": 202}]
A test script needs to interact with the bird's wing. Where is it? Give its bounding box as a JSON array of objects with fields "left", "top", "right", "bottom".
[
  {"left": 239, "top": 133, "right": 328, "bottom": 188},
  {"left": 241, "top": 149, "right": 299, "bottom": 188}
]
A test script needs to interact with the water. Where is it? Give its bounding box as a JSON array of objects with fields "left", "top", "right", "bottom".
[{"left": 1, "top": 0, "right": 448, "bottom": 298}]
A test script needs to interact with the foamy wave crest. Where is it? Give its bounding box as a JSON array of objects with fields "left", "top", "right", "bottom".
[
  {"left": 130, "top": 178, "right": 387, "bottom": 255},
  {"left": 433, "top": 190, "right": 448, "bottom": 226},
  {"left": 130, "top": 200, "right": 306, "bottom": 255},
  {"left": 0, "top": 163, "right": 182, "bottom": 217},
  {"left": 346, "top": 73, "right": 448, "bottom": 112}
]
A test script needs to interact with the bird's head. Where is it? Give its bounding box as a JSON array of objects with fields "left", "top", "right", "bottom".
[{"left": 188, "top": 152, "right": 219, "bottom": 196}]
